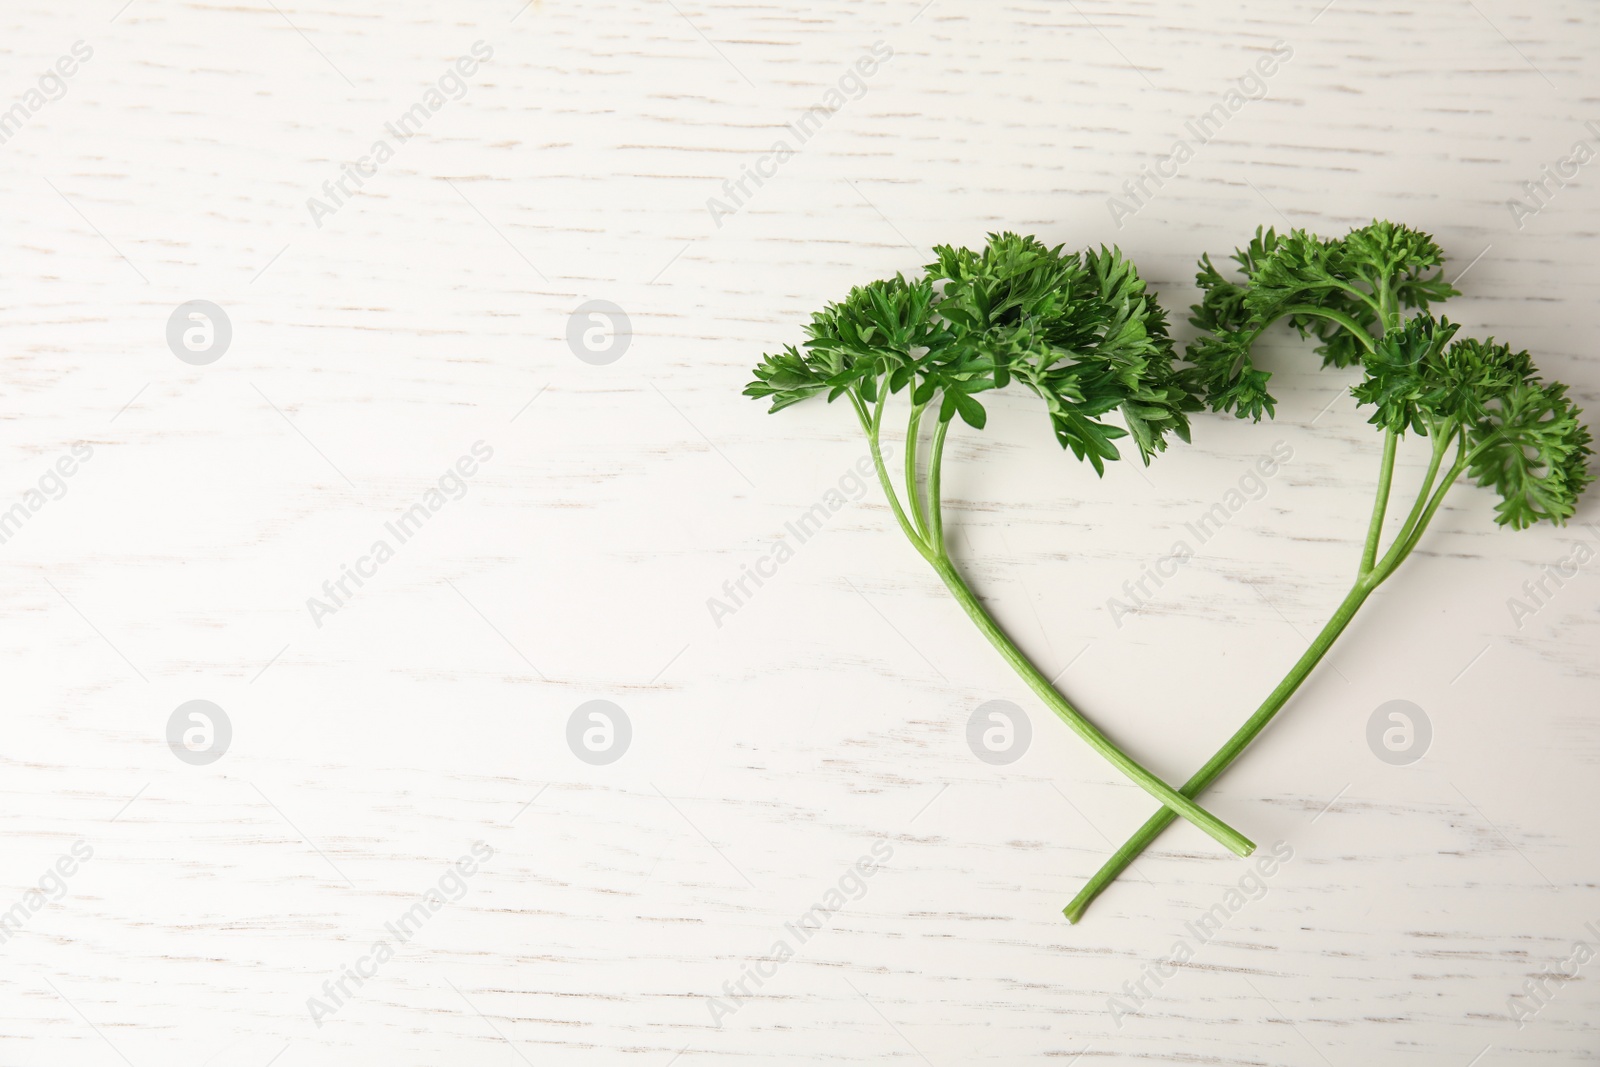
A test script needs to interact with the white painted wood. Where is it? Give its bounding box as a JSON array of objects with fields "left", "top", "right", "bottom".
[{"left": 1, "top": 0, "right": 1596, "bottom": 1062}]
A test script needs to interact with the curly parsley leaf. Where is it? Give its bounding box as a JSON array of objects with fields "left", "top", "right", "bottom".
[
  {"left": 1187, "top": 221, "right": 1461, "bottom": 420},
  {"left": 1467, "top": 380, "right": 1595, "bottom": 529},
  {"left": 748, "top": 232, "right": 1196, "bottom": 475},
  {"left": 1068, "top": 218, "right": 1592, "bottom": 926},
  {"left": 744, "top": 233, "right": 1260, "bottom": 861}
]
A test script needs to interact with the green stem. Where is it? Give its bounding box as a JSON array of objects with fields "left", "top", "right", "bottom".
[
  {"left": 1329, "top": 280, "right": 1384, "bottom": 319},
  {"left": 853, "top": 391, "right": 928, "bottom": 556},
  {"left": 857, "top": 397, "right": 1252, "bottom": 856},
  {"left": 929, "top": 554, "right": 1255, "bottom": 858},
  {"left": 1064, "top": 575, "right": 1374, "bottom": 922},
  {"left": 1377, "top": 428, "right": 1451, "bottom": 573},
  {"left": 905, "top": 403, "right": 929, "bottom": 540},
  {"left": 1062, "top": 275, "right": 1460, "bottom": 921},
  {"left": 1381, "top": 444, "right": 1468, "bottom": 574},
  {"left": 1277, "top": 305, "right": 1378, "bottom": 352},
  {"left": 1359, "top": 430, "right": 1399, "bottom": 575},
  {"left": 927, "top": 417, "right": 951, "bottom": 552},
  {"left": 1376, "top": 275, "right": 1402, "bottom": 333},
  {"left": 1064, "top": 433, "right": 1467, "bottom": 923},
  {"left": 1235, "top": 306, "right": 1376, "bottom": 368}
]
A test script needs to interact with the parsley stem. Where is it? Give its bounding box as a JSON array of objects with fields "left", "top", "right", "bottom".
[
  {"left": 1330, "top": 279, "right": 1384, "bottom": 319},
  {"left": 853, "top": 392, "right": 926, "bottom": 553},
  {"left": 1359, "top": 429, "right": 1399, "bottom": 575},
  {"left": 1377, "top": 277, "right": 1402, "bottom": 332},
  {"left": 906, "top": 402, "right": 929, "bottom": 540},
  {"left": 927, "top": 553, "right": 1255, "bottom": 858},
  {"left": 1240, "top": 306, "right": 1375, "bottom": 359},
  {"left": 927, "top": 417, "right": 950, "bottom": 552},
  {"left": 1062, "top": 573, "right": 1375, "bottom": 922},
  {"left": 857, "top": 396, "right": 1252, "bottom": 855},
  {"left": 1381, "top": 443, "right": 1468, "bottom": 574},
  {"left": 1277, "top": 306, "right": 1378, "bottom": 352},
  {"left": 1375, "top": 429, "right": 1452, "bottom": 574},
  {"left": 1064, "top": 432, "right": 1464, "bottom": 923}
]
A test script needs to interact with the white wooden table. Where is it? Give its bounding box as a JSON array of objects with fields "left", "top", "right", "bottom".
[{"left": 2, "top": 0, "right": 1597, "bottom": 1062}]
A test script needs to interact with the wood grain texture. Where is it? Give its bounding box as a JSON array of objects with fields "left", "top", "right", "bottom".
[{"left": 1, "top": 0, "right": 1597, "bottom": 1062}]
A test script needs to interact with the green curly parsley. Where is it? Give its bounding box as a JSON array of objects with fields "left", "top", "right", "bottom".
[
  {"left": 747, "top": 232, "right": 1254, "bottom": 857},
  {"left": 1068, "top": 220, "right": 1594, "bottom": 923}
]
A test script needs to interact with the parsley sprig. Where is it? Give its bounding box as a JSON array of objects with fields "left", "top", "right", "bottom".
[
  {"left": 1066, "top": 221, "right": 1594, "bottom": 922},
  {"left": 748, "top": 232, "right": 1254, "bottom": 857}
]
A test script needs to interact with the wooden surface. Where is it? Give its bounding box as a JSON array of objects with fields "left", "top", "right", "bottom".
[{"left": 2, "top": 0, "right": 1598, "bottom": 1062}]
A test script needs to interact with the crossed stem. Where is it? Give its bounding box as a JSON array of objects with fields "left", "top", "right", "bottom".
[
  {"left": 848, "top": 387, "right": 1255, "bottom": 857},
  {"left": 1064, "top": 273, "right": 1491, "bottom": 921}
]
